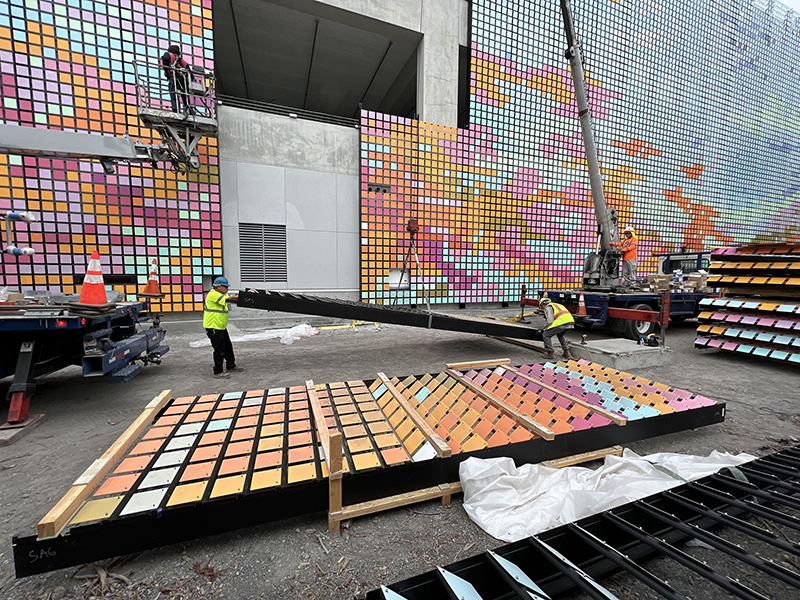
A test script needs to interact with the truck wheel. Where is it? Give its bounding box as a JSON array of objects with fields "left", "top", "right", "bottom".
[{"left": 625, "top": 303, "right": 656, "bottom": 340}]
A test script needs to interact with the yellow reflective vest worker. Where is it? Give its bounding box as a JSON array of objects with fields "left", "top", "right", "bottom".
[
  {"left": 203, "top": 289, "right": 230, "bottom": 330},
  {"left": 545, "top": 302, "right": 575, "bottom": 329}
]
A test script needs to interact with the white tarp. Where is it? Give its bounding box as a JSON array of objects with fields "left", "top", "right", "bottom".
[
  {"left": 188, "top": 323, "right": 319, "bottom": 348},
  {"left": 460, "top": 449, "right": 756, "bottom": 542}
]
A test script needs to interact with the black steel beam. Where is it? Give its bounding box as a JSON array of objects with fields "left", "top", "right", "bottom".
[{"left": 687, "top": 481, "right": 800, "bottom": 532}]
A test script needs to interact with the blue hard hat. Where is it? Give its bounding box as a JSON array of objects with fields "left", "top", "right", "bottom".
[{"left": 213, "top": 277, "right": 229, "bottom": 287}]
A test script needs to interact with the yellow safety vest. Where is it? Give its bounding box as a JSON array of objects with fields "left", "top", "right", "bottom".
[
  {"left": 547, "top": 302, "right": 574, "bottom": 329},
  {"left": 203, "top": 290, "right": 229, "bottom": 330}
]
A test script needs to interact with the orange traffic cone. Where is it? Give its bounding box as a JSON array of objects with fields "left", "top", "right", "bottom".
[
  {"left": 78, "top": 250, "right": 108, "bottom": 305},
  {"left": 141, "top": 259, "right": 161, "bottom": 296},
  {"left": 576, "top": 292, "right": 588, "bottom": 316}
]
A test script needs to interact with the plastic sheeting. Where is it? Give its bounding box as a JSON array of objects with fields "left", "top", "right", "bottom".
[
  {"left": 460, "top": 449, "right": 756, "bottom": 542},
  {"left": 189, "top": 323, "right": 320, "bottom": 348}
]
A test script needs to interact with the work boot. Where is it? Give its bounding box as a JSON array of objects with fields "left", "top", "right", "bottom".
[
  {"left": 562, "top": 348, "right": 572, "bottom": 360},
  {"left": 213, "top": 372, "right": 231, "bottom": 379},
  {"left": 543, "top": 350, "right": 555, "bottom": 359},
  {"left": 227, "top": 366, "right": 244, "bottom": 372}
]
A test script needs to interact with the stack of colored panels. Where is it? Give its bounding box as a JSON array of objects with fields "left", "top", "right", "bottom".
[
  {"left": 697, "top": 244, "right": 800, "bottom": 364},
  {"left": 15, "top": 361, "right": 725, "bottom": 577}
]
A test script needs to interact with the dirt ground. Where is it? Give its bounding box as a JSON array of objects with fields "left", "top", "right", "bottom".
[{"left": 0, "top": 312, "right": 798, "bottom": 600}]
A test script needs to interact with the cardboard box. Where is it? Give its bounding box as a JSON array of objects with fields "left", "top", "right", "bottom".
[{"left": 6, "top": 292, "right": 24, "bottom": 302}]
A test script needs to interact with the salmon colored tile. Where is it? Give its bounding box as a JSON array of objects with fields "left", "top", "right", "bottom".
[
  {"left": 143, "top": 426, "right": 174, "bottom": 440},
  {"left": 194, "top": 400, "right": 217, "bottom": 411},
  {"left": 374, "top": 433, "right": 399, "bottom": 448},
  {"left": 246, "top": 389, "right": 265, "bottom": 398},
  {"left": 352, "top": 452, "right": 380, "bottom": 471},
  {"left": 130, "top": 439, "right": 164, "bottom": 456},
  {"left": 114, "top": 455, "right": 153, "bottom": 474},
  {"left": 164, "top": 404, "right": 189, "bottom": 416},
  {"left": 180, "top": 461, "right": 214, "bottom": 482},
  {"left": 231, "top": 427, "right": 257, "bottom": 441},
  {"left": 337, "top": 404, "right": 356, "bottom": 415},
  {"left": 155, "top": 415, "right": 181, "bottom": 426},
  {"left": 261, "top": 423, "right": 283, "bottom": 437},
  {"left": 288, "top": 432, "right": 312, "bottom": 447},
  {"left": 185, "top": 411, "right": 211, "bottom": 423},
  {"left": 380, "top": 447, "right": 409, "bottom": 465},
  {"left": 237, "top": 408, "right": 259, "bottom": 418},
  {"left": 199, "top": 394, "right": 219, "bottom": 403},
  {"left": 199, "top": 431, "right": 226, "bottom": 445},
  {"left": 472, "top": 419, "right": 494, "bottom": 440},
  {"left": 343, "top": 425, "right": 366, "bottom": 438},
  {"left": 173, "top": 396, "right": 195, "bottom": 405},
  {"left": 167, "top": 481, "right": 208, "bottom": 506},
  {"left": 219, "top": 400, "right": 239, "bottom": 409},
  {"left": 289, "top": 409, "right": 310, "bottom": 421},
  {"left": 265, "top": 403, "right": 284, "bottom": 414},
  {"left": 288, "top": 446, "right": 314, "bottom": 464},
  {"left": 486, "top": 431, "right": 509, "bottom": 448},
  {"left": 251, "top": 468, "right": 281, "bottom": 490},
  {"left": 508, "top": 427, "right": 533, "bottom": 443},
  {"left": 71, "top": 496, "right": 123, "bottom": 524},
  {"left": 191, "top": 445, "right": 221, "bottom": 462},
  {"left": 95, "top": 473, "right": 139, "bottom": 496},
  {"left": 225, "top": 440, "right": 253, "bottom": 457},
  {"left": 289, "top": 401, "right": 307, "bottom": 411},
  {"left": 288, "top": 420, "right": 310, "bottom": 433},
  {"left": 262, "top": 413, "right": 283, "bottom": 425},
  {"left": 439, "top": 412, "right": 459, "bottom": 430},
  {"left": 254, "top": 451, "right": 282, "bottom": 470},
  {"left": 210, "top": 474, "right": 246, "bottom": 498},
  {"left": 219, "top": 456, "right": 250, "bottom": 476},
  {"left": 495, "top": 415, "right": 516, "bottom": 434},
  {"left": 287, "top": 462, "right": 316, "bottom": 483},
  {"left": 213, "top": 409, "right": 236, "bottom": 419},
  {"left": 368, "top": 421, "right": 391, "bottom": 435},
  {"left": 257, "top": 437, "right": 283, "bottom": 452}
]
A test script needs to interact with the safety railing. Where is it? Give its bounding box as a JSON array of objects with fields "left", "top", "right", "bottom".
[{"left": 133, "top": 59, "right": 216, "bottom": 121}]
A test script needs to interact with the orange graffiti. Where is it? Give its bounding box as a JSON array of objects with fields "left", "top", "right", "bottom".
[
  {"left": 680, "top": 164, "right": 706, "bottom": 180},
  {"left": 611, "top": 139, "right": 663, "bottom": 159},
  {"left": 664, "top": 186, "right": 733, "bottom": 250}
]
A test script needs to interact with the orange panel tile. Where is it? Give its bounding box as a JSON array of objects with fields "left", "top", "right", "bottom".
[
  {"left": 130, "top": 439, "right": 164, "bottom": 456},
  {"left": 213, "top": 409, "right": 235, "bottom": 419},
  {"left": 368, "top": 421, "right": 392, "bottom": 435},
  {"left": 262, "top": 413, "right": 283, "bottom": 425},
  {"left": 210, "top": 474, "right": 246, "bottom": 498},
  {"left": 245, "top": 389, "right": 265, "bottom": 398},
  {"left": 343, "top": 425, "right": 366, "bottom": 438},
  {"left": 225, "top": 440, "right": 254, "bottom": 457},
  {"left": 114, "top": 455, "right": 153, "bottom": 474},
  {"left": 254, "top": 451, "right": 282, "bottom": 470},
  {"left": 231, "top": 427, "right": 257, "bottom": 441},
  {"left": 352, "top": 453, "right": 380, "bottom": 470},
  {"left": 191, "top": 445, "right": 221, "bottom": 462},
  {"left": 257, "top": 437, "right": 283, "bottom": 452},
  {"left": 288, "top": 420, "right": 310, "bottom": 433},
  {"left": 339, "top": 414, "right": 360, "bottom": 426},
  {"left": 239, "top": 406, "right": 260, "bottom": 417},
  {"left": 373, "top": 433, "right": 399, "bottom": 448},
  {"left": 218, "top": 400, "right": 239, "bottom": 409},
  {"left": 288, "top": 432, "right": 312, "bottom": 447},
  {"left": 380, "top": 447, "right": 409, "bottom": 465},
  {"left": 143, "top": 426, "right": 174, "bottom": 440},
  {"left": 287, "top": 462, "right": 317, "bottom": 483},
  {"left": 185, "top": 412, "right": 211, "bottom": 423},
  {"left": 154, "top": 415, "right": 181, "bottom": 426},
  {"left": 219, "top": 456, "right": 250, "bottom": 476},
  {"left": 235, "top": 416, "right": 259, "bottom": 428},
  {"left": 461, "top": 435, "right": 487, "bottom": 452},
  {"left": 180, "top": 461, "right": 215, "bottom": 482},
  {"left": 95, "top": 473, "right": 139, "bottom": 496},
  {"left": 251, "top": 468, "right": 281, "bottom": 490},
  {"left": 167, "top": 481, "right": 208, "bottom": 506},
  {"left": 199, "top": 431, "right": 226, "bottom": 445},
  {"left": 261, "top": 423, "right": 284, "bottom": 437},
  {"left": 288, "top": 446, "right": 314, "bottom": 464}
]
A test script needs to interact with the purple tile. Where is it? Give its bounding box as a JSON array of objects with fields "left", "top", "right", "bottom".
[{"left": 587, "top": 413, "right": 612, "bottom": 427}]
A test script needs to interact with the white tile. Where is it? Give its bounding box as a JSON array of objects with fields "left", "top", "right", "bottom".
[
  {"left": 176, "top": 423, "right": 203, "bottom": 436},
  {"left": 153, "top": 449, "right": 190, "bottom": 469},
  {"left": 119, "top": 488, "right": 168, "bottom": 516},
  {"left": 206, "top": 419, "right": 233, "bottom": 432},
  {"left": 222, "top": 391, "right": 243, "bottom": 400},
  {"left": 165, "top": 435, "right": 197, "bottom": 452},
  {"left": 138, "top": 467, "right": 180, "bottom": 490}
]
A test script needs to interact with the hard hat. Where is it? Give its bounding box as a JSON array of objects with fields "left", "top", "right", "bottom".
[
  {"left": 623, "top": 225, "right": 635, "bottom": 233},
  {"left": 539, "top": 297, "right": 551, "bottom": 307},
  {"left": 213, "top": 276, "right": 230, "bottom": 287}
]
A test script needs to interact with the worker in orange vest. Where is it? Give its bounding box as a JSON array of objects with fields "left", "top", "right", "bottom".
[
  {"left": 161, "top": 44, "right": 194, "bottom": 114},
  {"left": 613, "top": 225, "right": 639, "bottom": 287},
  {"left": 538, "top": 297, "right": 574, "bottom": 359}
]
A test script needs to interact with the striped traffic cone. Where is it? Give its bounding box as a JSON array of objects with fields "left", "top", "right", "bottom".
[
  {"left": 78, "top": 250, "right": 108, "bottom": 305},
  {"left": 576, "top": 292, "right": 588, "bottom": 316},
  {"left": 141, "top": 259, "right": 161, "bottom": 296}
]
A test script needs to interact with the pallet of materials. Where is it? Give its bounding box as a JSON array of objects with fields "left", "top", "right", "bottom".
[{"left": 13, "top": 360, "right": 724, "bottom": 577}]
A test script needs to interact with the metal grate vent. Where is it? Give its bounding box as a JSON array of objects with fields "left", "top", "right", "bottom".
[{"left": 239, "top": 223, "right": 288, "bottom": 282}]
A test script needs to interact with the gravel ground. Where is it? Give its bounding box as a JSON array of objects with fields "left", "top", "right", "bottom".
[{"left": 0, "top": 314, "right": 798, "bottom": 600}]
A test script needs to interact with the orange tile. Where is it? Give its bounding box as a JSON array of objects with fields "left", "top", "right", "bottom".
[
  {"left": 380, "top": 447, "right": 409, "bottom": 465},
  {"left": 180, "top": 461, "right": 215, "bottom": 482},
  {"left": 287, "top": 462, "right": 316, "bottom": 483},
  {"left": 95, "top": 473, "right": 139, "bottom": 496},
  {"left": 262, "top": 413, "right": 283, "bottom": 425},
  {"left": 257, "top": 436, "right": 283, "bottom": 452},
  {"left": 461, "top": 435, "right": 487, "bottom": 452},
  {"left": 173, "top": 396, "right": 195, "bottom": 405},
  {"left": 236, "top": 416, "right": 259, "bottom": 427},
  {"left": 288, "top": 432, "right": 312, "bottom": 447},
  {"left": 185, "top": 411, "right": 211, "bottom": 423},
  {"left": 219, "top": 456, "right": 250, "bottom": 476},
  {"left": 508, "top": 427, "right": 533, "bottom": 443},
  {"left": 167, "top": 481, "right": 208, "bottom": 506},
  {"left": 225, "top": 440, "right": 254, "bottom": 457},
  {"left": 199, "top": 431, "right": 226, "bottom": 445},
  {"left": 288, "top": 420, "right": 310, "bottom": 433},
  {"left": 254, "top": 451, "right": 282, "bottom": 470},
  {"left": 231, "top": 427, "right": 257, "bottom": 441},
  {"left": 130, "top": 439, "right": 164, "bottom": 455},
  {"left": 288, "top": 446, "right": 314, "bottom": 464},
  {"left": 239, "top": 406, "right": 260, "bottom": 417},
  {"left": 210, "top": 474, "right": 246, "bottom": 498},
  {"left": 155, "top": 415, "right": 181, "bottom": 426},
  {"left": 218, "top": 400, "right": 239, "bottom": 409},
  {"left": 352, "top": 452, "right": 380, "bottom": 471},
  {"left": 191, "top": 445, "right": 221, "bottom": 462},
  {"left": 143, "top": 426, "right": 174, "bottom": 440},
  {"left": 246, "top": 389, "right": 265, "bottom": 398},
  {"left": 114, "top": 455, "right": 153, "bottom": 474},
  {"left": 213, "top": 409, "right": 235, "bottom": 419},
  {"left": 251, "top": 468, "right": 281, "bottom": 490},
  {"left": 164, "top": 404, "right": 189, "bottom": 416}
]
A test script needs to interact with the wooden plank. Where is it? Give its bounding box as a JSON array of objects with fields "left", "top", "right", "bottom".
[
  {"left": 37, "top": 389, "right": 172, "bottom": 539},
  {"left": 327, "top": 432, "right": 343, "bottom": 533},
  {"left": 489, "top": 336, "right": 549, "bottom": 355},
  {"left": 377, "top": 372, "right": 451, "bottom": 457},
  {"left": 306, "top": 380, "right": 331, "bottom": 464},
  {"left": 540, "top": 445, "right": 624, "bottom": 469},
  {"left": 338, "top": 482, "right": 462, "bottom": 521},
  {"left": 444, "top": 369, "right": 555, "bottom": 441},
  {"left": 504, "top": 365, "right": 627, "bottom": 426},
  {"left": 446, "top": 358, "right": 511, "bottom": 370}
]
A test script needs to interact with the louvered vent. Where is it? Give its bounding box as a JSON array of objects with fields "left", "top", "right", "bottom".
[{"left": 239, "top": 223, "right": 288, "bottom": 282}]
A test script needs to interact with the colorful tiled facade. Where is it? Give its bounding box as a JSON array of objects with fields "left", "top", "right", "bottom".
[
  {"left": 0, "top": 0, "right": 217, "bottom": 311},
  {"left": 360, "top": 0, "right": 800, "bottom": 304}
]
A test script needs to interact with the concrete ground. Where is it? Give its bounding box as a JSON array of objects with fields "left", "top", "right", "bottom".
[{"left": 0, "top": 307, "right": 798, "bottom": 600}]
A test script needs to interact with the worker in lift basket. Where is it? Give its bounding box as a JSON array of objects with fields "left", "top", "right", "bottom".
[
  {"left": 614, "top": 225, "right": 639, "bottom": 287},
  {"left": 161, "top": 44, "right": 194, "bottom": 115},
  {"left": 538, "top": 298, "right": 574, "bottom": 360},
  {"left": 204, "top": 277, "right": 244, "bottom": 379}
]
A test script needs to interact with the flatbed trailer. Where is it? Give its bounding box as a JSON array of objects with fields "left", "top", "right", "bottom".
[
  {"left": 0, "top": 300, "right": 168, "bottom": 428},
  {"left": 521, "top": 286, "right": 715, "bottom": 340}
]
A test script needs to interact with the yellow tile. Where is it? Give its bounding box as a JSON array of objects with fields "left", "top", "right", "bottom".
[
  {"left": 339, "top": 414, "right": 360, "bottom": 426},
  {"left": 261, "top": 423, "right": 284, "bottom": 437},
  {"left": 395, "top": 418, "right": 414, "bottom": 440},
  {"left": 352, "top": 452, "right": 380, "bottom": 471},
  {"left": 461, "top": 435, "right": 487, "bottom": 453},
  {"left": 288, "top": 462, "right": 316, "bottom": 483},
  {"left": 451, "top": 422, "right": 473, "bottom": 444},
  {"left": 167, "top": 481, "right": 208, "bottom": 507},
  {"left": 210, "top": 474, "right": 246, "bottom": 498},
  {"left": 460, "top": 409, "right": 481, "bottom": 428},
  {"left": 71, "top": 496, "right": 123, "bottom": 524},
  {"left": 388, "top": 409, "right": 405, "bottom": 428},
  {"left": 251, "top": 468, "right": 281, "bottom": 490},
  {"left": 403, "top": 430, "right": 425, "bottom": 455},
  {"left": 374, "top": 433, "right": 400, "bottom": 448},
  {"left": 368, "top": 421, "right": 392, "bottom": 435},
  {"left": 258, "top": 436, "right": 283, "bottom": 452},
  {"left": 347, "top": 437, "right": 373, "bottom": 453}
]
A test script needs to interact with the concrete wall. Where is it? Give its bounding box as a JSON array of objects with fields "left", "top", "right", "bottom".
[{"left": 218, "top": 105, "right": 360, "bottom": 297}]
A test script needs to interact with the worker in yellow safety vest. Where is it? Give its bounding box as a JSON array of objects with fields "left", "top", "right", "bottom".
[
  {"left": 204, "top": 276, "right": 243, "bottom": 379},
  {"left": 538, "top": 297, "right": 574, "bottom": 359}
]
